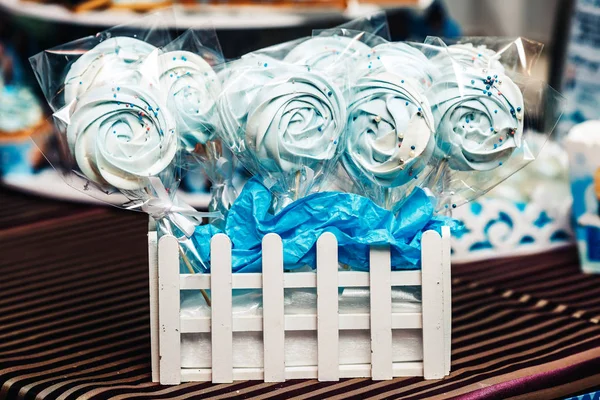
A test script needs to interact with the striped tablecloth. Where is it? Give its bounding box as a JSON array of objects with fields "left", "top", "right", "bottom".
[{"left": 1, "top": 185, "right": 600, "bottom": 400}]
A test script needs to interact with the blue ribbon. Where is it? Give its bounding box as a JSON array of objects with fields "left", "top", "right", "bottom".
[{"left": 192, "top": 178, "right": 461, "bottom": 272}]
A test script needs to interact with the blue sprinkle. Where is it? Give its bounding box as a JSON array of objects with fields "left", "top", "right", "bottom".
[
  {"left": 170, "top": 74, "right": 173, "bottom": 78},
  {"left": 494, "top": 144, "right": 497, "bottom": 149},
  {"left": 154, "top": 112, "right": 158, "bottom": 117},
  {"left": 483, "top": 90, "right": 487, "bottom": 94},
  {"left": 445, "top": 204, "right": 449, "bottom": 208},
  {"left": 494, "top": 75, "right": 498, "bottom": 78},
  {"left": 487, "top": 92, "right": 492, "bottom": 96},
  {"left": 148, "top": 106, "right": 153, "bottom": 111},
  {"left": 113, "top": 94, "right": 116, "bottom": 98},
  {"left": 377, "top": 56, "right": 380, "bottom": 59},
  {"left": 410, "top": 145, "right": 415, "bottom": 150},
  {"left": 471, "top": 80, "right": 475, "bottom": 84},
  {"left": 517, "top": 107, "right": 522, "bottom": 111},
  {"left": 117, "top": 87, "right": 120, "bottom": 91},
  {"left": 418, "top": 107, "right": 421, "bottom": 111},
  {"left": 327, "top": 91, "right": 332, "bottom": 96},
  {"left": 499, "top": 162, "right": 503, "bottom": 166},
  {"left": 487, "top": 76, "right": 491, "bottom": 80},
  {"left": 452, "top": 204, "right": 457, "bottom": 208},
  {"left": 318, "top": 127, "right": 322, "bottom": 132},
  {"left": 368, "top": 65, "right": 371, "bottom": 69},
  {"left": 117, "top": 102, "right": 120, "bottom": 105},
  {"left": 113, "top": 130, "right": 116, "bottom": 134},
  {"left": 182, "top": 56, "right": 187, "bottom": 61},
  {"left": 264, "top": 63, "right": 268, "bottom": 67},
  {"left": 405, "top": 102, "right": 409, "bottom": 106},
  {"left": 156, "top": 107, "right": 159, "bottom": 111},
  {"left": 494, "top": 110, "right": 498, "bottom": 113},
  {"left": 466, "top": 119, "right": 470, "bottom": 123},
  {"left": 486, "top": 85, "right": 490, "bottom": 90},
  {"left": 401, "top": 80, "right": 405, "bottom": 83},
  {"left": 478, "top": 54, "right": 482, "bottom": 57},
  {"left": 79, "top": 81, "right": 82, "bottom": 85},
  {"left": 490, "top": 127, "right": 493, "bottom": 131},
  {"left": 333, "top": 140, "right": 337, "bottom": 144},
  {"left": 172, "top": 57, "right": 176, "bottom": 60},
  {"left": 368, "top": 54, "right": 371, "bottom": 58}
]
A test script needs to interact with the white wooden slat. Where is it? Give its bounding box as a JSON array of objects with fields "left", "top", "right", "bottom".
[
  {"left": 421, "top": 230, "right": 445, "bottom": 379},
  {"left": 210, "top": 234, "right": 234, "bottom": 383},
  {"left": 148, "top": 231, "right": 160, "bottom": 383},
  {"left": 316, "top": 233, "right": 339, "bottom": 381},
  {"left": 181, "top": 362, "right": 425, "bottom": 382},
  {"left": 179, "top": 270, "right": 421, "bottom": 290},
  {"left": 262, "top": 233, "right": 286, "bottom": 382},
  {"left": 442, "top": 226, "right": 452, "bottom": 376},
  {"left": 369, "top": 246, "right": 393, "bottom": 380},
  {"left": 158, "top": 235, "right": 181, "bottom": 385},
  {"left": 180, "top": 312, "right": 422, "bottom": 333}
]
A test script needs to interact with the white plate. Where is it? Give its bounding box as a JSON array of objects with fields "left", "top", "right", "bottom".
[{"left": 2, "top": 169, "right": 211, "bottom": 209}]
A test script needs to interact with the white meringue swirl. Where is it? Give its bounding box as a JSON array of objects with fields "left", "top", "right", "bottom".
[
  {"left": 434, "top": 43, "right": 505, "bottom": 73},
  {"left": 360, "top": 42, "right": 440, "bottom": 89},
  {"left": 63, "top": 37, "right": 156, "bottom": 108},
  {"left": 245, "top": 71, "right": 346, "bottom": 174},
  {"left": 158, "top": 50, "right": 221, "bottom": 150},
  {"left": 428, "top": 67, "right": 524, "bottom": 171},
  {"left": 66, "top": 85, "right": 177, "bottom": 190},
  {"left": 284, "top": 36, "right": 372, "bottom": 71},
  {"left": 344, "top": 73, "right": 435, "bottom": 188},
  {"left": 217, "top": 55, "right": 279, "bottom": 150}
]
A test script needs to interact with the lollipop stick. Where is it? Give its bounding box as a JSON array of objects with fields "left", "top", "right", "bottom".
[
  {"left": 179, "top": 246, "right": 212, "bottom": 307},
  {"left": 294, "top": 170, "right": 301, "bottom": 201}
]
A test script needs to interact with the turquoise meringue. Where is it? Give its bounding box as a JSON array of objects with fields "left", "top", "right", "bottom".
[
  {"left": 361, "top": 42, "right": 440, "bottom": 89},
  {"left": 217, "top": 55, "right": 280, "bottom": 150},
  {"left": 158, "top": 50, "right": 221, "bottom": 150},
  {"left": 63, "top": 37, "right": 156, "bottom": 108},
  {"left": 435, "top": 43, "right": 505, "bottom": 73},
  {"left": 66, "top": 84, "right": 177, "bottom": 190},
  {"left": 245, "top": 71, "right": 346, "bottom": 174},
  {"left": 284, "top": 36, "right": 372, "bottom": 71},
  {"left": 429, "top": 67, "right": 524, "bottom": 171},
  {"left": 344, "top": 73, "right": 435, "bottom": 189}
]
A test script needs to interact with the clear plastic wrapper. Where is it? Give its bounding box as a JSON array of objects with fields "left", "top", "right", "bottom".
[
  {"left": 29, "top": 14, "right": 225, "bottom": 272},
  {"left": 422, "top": 37, "right": 565, "bottom": 212},
  {"left": 427, "top": 36, "right": 544, "bottom": 77},
  {"left": 216, "top": 17, "right": 390, "bottom": 210}
]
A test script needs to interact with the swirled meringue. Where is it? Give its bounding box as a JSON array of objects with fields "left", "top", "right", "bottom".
[
  {"left": 428, "top": 67, "right": 524, "bottom": 171},
  {"left": 66, "top": 84, "right": 177, "bottom": 190},
  {"left": 284, "top": 36, "right": 372, "bottom": 71},
  {"left": 217, "top": 55, "right": 279, "bottom": 149},
  {"left": 435, "top": 43, "right": 505, "bottom": 73},
  {"left": 245, "top": 71, "right": 346, "bottom": 173},
  {"left": 344, "top": 73, "right": 435, "bottom": 189},
  {"left": 158, "top": 50, "right": 221, "bottom": 150},
  {"left": 360, "top": 42, "right": 440, "bottom": 89},
  {"left": 63, "top": 37, "right": 156, "bottom": 108}
]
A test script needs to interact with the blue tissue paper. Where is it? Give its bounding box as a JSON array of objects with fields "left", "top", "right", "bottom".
[{"left": 193, "top": 178, "right": 460, "bottom": 272}]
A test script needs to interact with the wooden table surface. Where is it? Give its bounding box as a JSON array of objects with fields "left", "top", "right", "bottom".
[{"left": 1, "top": 185, "right": 599, "bottom": 400}]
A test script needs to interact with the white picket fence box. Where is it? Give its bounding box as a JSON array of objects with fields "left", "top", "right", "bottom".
[{"left": 148, "top": 226, "right": 451, "bottom": 384}]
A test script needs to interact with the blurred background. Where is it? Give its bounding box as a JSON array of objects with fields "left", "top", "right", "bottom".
[{"left": 0, "top": 0, "right": 597, "bottom": 263}]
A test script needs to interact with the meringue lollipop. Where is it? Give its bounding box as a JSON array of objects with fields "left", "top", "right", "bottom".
[
  {"left": 245, "top": 70, "right": 346, "bottom": 199},
  {"left": 429, "top": 67, "right": 524, "bottom": 171},
  {"left": 361, "top": 42, "right": 440, "bottom": 89},
  {"left": 217, "top": 55, "right": 280, "bottom": 151},
  {"left": 344, "top": 73, "right": 435, "bottom": 206},
  {"left": 284, "top": 36, "right": 372, "bottom": 71},
  {"left": 66, "top": 84, "right": 177, "bottom": 191},
  {"left": 63, "top": 37, "right": 156, "bottom": 108},
  {"left": 158, "top": 50, "right": 221, "bottom": 152},
  {"left": 433, "top": 42, "right": 505, "bottom": 73}
]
